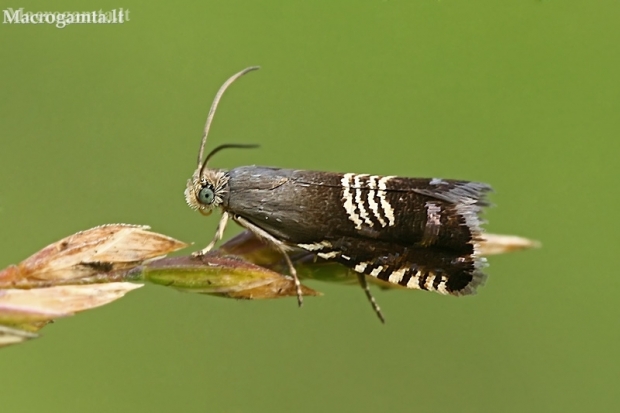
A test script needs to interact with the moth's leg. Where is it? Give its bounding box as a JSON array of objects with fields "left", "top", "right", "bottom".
[
  {"left": 193, "top": 211, "right": 229, "bottom": 256},
  {"left": 356, "top": 273, "right": 385, "bottom": 324},
  {"left": 233, "top": 215, "right": 304, "bottom": 307}
]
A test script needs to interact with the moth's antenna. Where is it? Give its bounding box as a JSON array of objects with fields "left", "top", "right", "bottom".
[
  {"left": 197, "top": 66, "right": 260, "bottom": 170},
  {"left": 200, "top": 143, "right": 259, "bottom": 177}
]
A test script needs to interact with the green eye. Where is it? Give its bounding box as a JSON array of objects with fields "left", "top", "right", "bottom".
[{"left": 198, "top": 186, "right": 215, "bottom": 205}]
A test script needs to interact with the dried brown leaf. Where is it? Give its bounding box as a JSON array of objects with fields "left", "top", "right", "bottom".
[
  {"left": 479, "top": 233, "right": 541, "bottom": 256},
  {"left": 0, "top": 283, "right": 143, "bottom": 324},
  {"left": 0, "top": 224, "right": 188, "bottom": 287},
  {"left": 0, "top": 325, "right": 38, "bottom": 348}
]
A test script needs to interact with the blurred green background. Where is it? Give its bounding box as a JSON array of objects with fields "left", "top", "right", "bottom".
[{"left": 1, "top": 1, "right": 619, "bottom": 412}]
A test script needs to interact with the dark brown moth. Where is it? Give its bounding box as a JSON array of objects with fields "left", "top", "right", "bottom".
[{"left": 185, "top": 67, "right": 490, "bottom": 322}]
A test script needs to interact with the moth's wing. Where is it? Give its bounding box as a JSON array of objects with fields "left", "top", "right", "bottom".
[
  {"left": 293, "top": 173, "right": 492, "bottom": 296},
  {"left": 315, "top": 236, "right": 487, "bottom": 296},
  {"left": 225, "top": 167, "right": 350, "bottom": 242},
  {"left": 226, "top": 167, "right": 491, "bottom": 295}
]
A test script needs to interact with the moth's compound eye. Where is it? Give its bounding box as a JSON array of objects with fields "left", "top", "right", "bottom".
[{"left": 197, "top": 186, "right": 215, "bottom": 205}]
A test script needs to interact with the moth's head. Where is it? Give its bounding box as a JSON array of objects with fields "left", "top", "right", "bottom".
[
  {"left": 185, "top": 167, "right": 229, "bottom": 216},
  {"left": 185, "top": 66, "right": 260, "bottom": 217}
]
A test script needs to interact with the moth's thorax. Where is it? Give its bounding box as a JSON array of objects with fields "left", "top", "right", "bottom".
[{"left": 184, "top": 168, "right": 230, "bottom": 213}]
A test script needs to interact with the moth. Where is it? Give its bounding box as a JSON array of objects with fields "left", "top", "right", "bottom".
[{"left": 185, "top": 67, "right": 490, "bottom": 322}]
